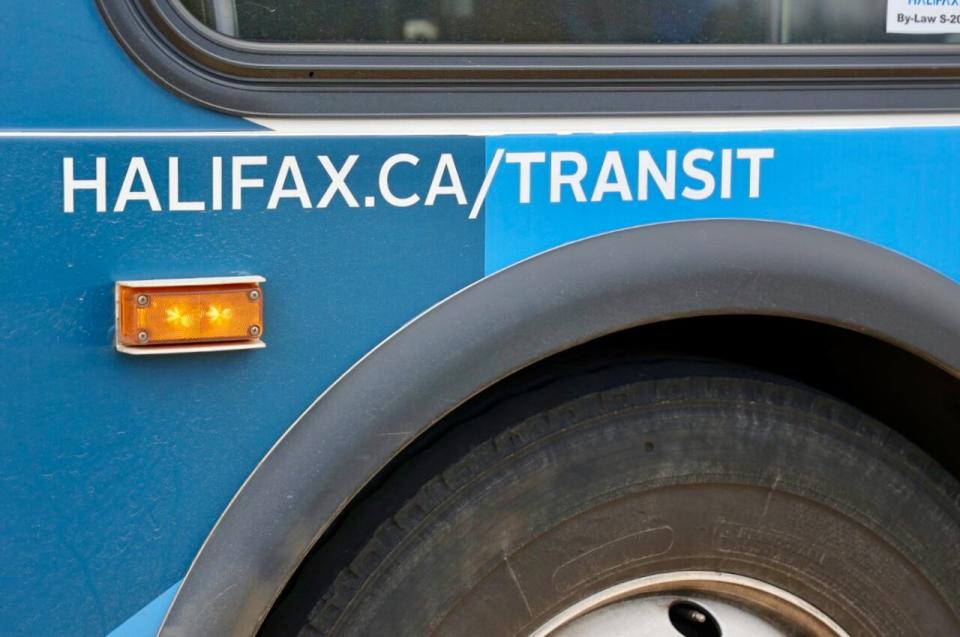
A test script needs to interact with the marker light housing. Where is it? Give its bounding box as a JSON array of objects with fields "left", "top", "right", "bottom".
[{"left": 116, "top": 276, "right": 265, "bottom": 355}]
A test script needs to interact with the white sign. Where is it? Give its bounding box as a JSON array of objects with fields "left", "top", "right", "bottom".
[{"left": 887, "top": 0, "right": 960, "bottom": 33}]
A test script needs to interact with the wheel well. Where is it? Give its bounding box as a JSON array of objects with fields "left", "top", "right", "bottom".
[
  {"left": 262, "top": 314, "right": 960, "bottom": 633},
  {"left": 167, "top": 222, "right": 960, "bottom": 637},
  {"left": 432, "top": 315, "right": 960, "bottom": 481}
]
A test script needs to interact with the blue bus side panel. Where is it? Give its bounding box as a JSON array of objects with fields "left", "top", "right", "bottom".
[
  {"left": 0, "top": 136, "right": 485, "bottom": 636},
  {"left": 485, "top": 129, "right": 960, "bottom": 279},
  {"left": 3, "top": 7, "right": 960, "bottom": 633},
  {"left": 0, "top": 1, "right": 249, "bottom": 131},
  {"left": 5, "top": 125, "right": 960, "bottom": 635}
]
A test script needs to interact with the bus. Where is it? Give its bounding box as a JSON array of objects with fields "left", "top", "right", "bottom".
[{"left": 4, "top": 0, "right": 960, "bottom": 635}]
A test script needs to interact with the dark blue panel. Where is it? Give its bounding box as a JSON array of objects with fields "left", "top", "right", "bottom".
[
  {"left": 0, "top": 1, "right": 250, "bottom": 130},
  {"left": 0, "top": 135, "right": 485, "bottom": 635}
]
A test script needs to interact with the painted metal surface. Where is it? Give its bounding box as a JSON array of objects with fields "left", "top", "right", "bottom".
[
  {"left": 2, "top": 2, "right": 960, "bottom": 637},
  {"left": 0, "top": 134, "right": 483, "bottom": 636},
  {"left": 0, "top": 2, "right": 248, "bottom": 131},
  {"left": 483, "top": 128, "right": 960, "bottom": 276}
]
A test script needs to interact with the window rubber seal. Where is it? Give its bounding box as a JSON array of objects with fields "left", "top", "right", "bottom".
[{"left": 97, "top": 0, "right": 960, "bottom": 117}]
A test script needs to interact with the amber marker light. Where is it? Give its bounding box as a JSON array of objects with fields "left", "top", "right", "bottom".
[{"left": 115, "top": 276, "right": 265, "bottom": 355}]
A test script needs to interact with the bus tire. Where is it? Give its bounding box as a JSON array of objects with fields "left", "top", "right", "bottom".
[{"left": 273, "top": 368, "right": 960, "bottom": 636}]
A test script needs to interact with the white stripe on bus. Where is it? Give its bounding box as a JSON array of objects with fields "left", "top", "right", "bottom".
[{"left": 4, "top": 112, "right": 960, "bottom": 137}]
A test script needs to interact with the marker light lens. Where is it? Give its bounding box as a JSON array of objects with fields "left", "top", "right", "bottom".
[{"left": 117, "top": 282, "right": 263, "bottom": 348}]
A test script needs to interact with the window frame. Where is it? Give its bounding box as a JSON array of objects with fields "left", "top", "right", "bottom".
[{"left": 98, "top": 0, "right": 960, "bottom": 116}]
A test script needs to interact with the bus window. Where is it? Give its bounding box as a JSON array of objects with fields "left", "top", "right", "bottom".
[{"left": 176, "top": 0, "right": 956, "bottom": 44}]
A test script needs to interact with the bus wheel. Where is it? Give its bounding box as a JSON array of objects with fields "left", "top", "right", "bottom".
[{"left": 269, "top": 368, "right": 960, "bottom": 636}]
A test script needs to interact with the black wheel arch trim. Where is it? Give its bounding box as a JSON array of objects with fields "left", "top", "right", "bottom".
[{"left": 159, "top": 220, "right": 960, "bottom": 636}]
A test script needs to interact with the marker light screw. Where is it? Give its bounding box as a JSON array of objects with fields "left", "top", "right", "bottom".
[
  {"left": 248, "top": 289, "right": 260, "bottom": 301},
  {"left": 136, "top": 294, "right": 149, "bottom": 307},
  {"left": 137, "top": 330, "right": 149, "bottom": 343},
  {"left": 248, "top": 325, "right": 261, "bottom": 337}
]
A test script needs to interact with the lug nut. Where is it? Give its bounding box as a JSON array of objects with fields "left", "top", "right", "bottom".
[{"left": 687, "top": 610, "right": 707, "bottom": 623}]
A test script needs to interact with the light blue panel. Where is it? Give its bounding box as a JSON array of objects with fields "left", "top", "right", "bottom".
[
  {"left": 483, "top": 128, "right": 960, "bottom": 279},
  {"left": 106, "top": 581, "right": 180, "bottom": 637}
]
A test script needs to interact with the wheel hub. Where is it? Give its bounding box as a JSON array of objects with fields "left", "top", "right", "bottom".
[{"left": 530, "top": 572, "right": 849, "bottom": 637}]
